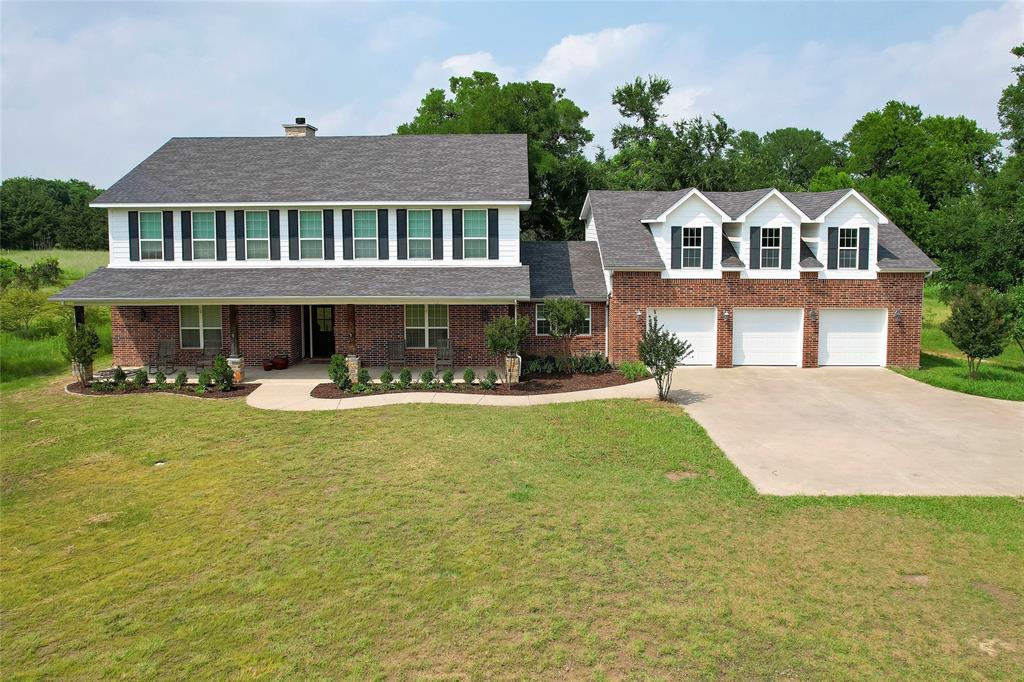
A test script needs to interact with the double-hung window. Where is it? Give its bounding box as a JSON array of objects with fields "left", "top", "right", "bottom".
[
  {"left": 354, "top": 210, "right": 377, "bottom": 259},
  {"left": 245, "top": 210, "right": 270, "bottom": 259},
  {"left": 179, "top": 305, "right": 222, "bottom": 350},
  {"left": 139, "top": 212, "right": 163, "bottom": 260},
  {"left": 299, "top": 210, "right": 323, "bottom": 259},
  {"left": 681, "top": 226, "right": 702, "bottom": 268},
  {"left": 191, "top": 211, "right": 216, "bottom": 260},
  {"left": 838, "top": 228, "right": 859, "bottom": 268},
  {"left": 536, "top": 303, "right": 592, "bottom": 336},
  {"left": 760, "top": 227, "right": 781, "bottom": 268},
  {"left": 404, "top": 304, "right": 448, "bottom": 348},
  {"left": 463, "top": 209, "right": 488, "bottom": 259},
  {"left": 407, "top": 209, "right": 432, "bottom": 259}
]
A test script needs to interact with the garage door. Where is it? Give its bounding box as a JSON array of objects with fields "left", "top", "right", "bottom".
[
  {"left": 818, "top": 309, "right": 887, "bottom": 366},
  {"left": 732, "top": 308, "right": 802, "bottom": 366},
  {"left": 650, "top": 308, "right": 716, "bottom": 365}
]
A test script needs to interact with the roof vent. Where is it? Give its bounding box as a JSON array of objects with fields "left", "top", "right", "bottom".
[{"left": 283, "top": 117, "right": 317, "bottom": 137}]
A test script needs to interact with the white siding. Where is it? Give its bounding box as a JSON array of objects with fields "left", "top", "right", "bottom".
[
  {"left": 649, "top": 194, "right": 722, "bottom": 279},
  {"left": 740, "top": 196, "right": 801, "bottom": 280},
  {"left": 584, "top": 214, "right": 613, "bottom": 293},
  {"left": 107, "top": 205, "right": 522, "bottom": 268},
  {"left": 816, "top": 195, "right": 879, "bottom": 280}
]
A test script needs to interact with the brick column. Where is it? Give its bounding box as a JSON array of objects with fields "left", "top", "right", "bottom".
[
  {"left": 803, "top": 308, "right": 819, "bottom": 368},
  {"left": 717, "top": 307, "right": 733, "bottom": 368}
]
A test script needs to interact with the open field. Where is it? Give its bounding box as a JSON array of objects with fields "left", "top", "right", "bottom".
[{"left": 2, "top": 381, "right": 1021, "bottom": 678}]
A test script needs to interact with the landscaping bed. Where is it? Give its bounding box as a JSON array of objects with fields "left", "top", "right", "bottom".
[
  {"left": 67, "top": 381, "right": 260, "bottom": 400},
  {"left": 310, "top": 370, "right": 641, "bottom": 399}
]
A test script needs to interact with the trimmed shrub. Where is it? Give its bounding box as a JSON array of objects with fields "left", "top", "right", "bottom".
[
  {"left": 442, "top": 369, "right": 454, "bottom": 387},
  {"left": 131, "top": 367, "right": 148, "bottom": 388},
  {"left": 357, "top": 367, "right": 371, "bottom": 386},
  {"left": 153, "top": 370, "right": 167, "bottom": 389},
  {"left": 618, "top": 361, "right": 649, "bottom": 381},
  {"left": 327, "top": 354, "right": 351, "bottom": 390},
  {"left": 462, "top": 368, "right": 476, "bottom": 385},
  {"left": 398, "top": 367, "right": 412, "bottom": 388},
  {"left": 482, "top": 369, "right": 498, "bottom": 390},
  {"left": 174, "top": 370, "right": 188, "bottom": 390},
  {"left": 573, "top": 352, "right": 611, "bottom": 374},
  {"left": 379, "top": 369, "right": 393, "bottom": 388},
  {"left": 419, "top": 369, "right": 434, "bottom": 386},
  {"left": 211, "top": 355, "right": 234, "bottom": 391},
  {"left": 197, "top": 369, "right": 214, "bottom": 388},
  {"left": 111, "top": 365, "right": 128, "bottom": 387}
]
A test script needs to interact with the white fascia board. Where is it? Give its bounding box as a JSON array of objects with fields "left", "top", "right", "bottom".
[
  {"left": 813, "top": 189, "right": 889, "bottom": 224},
  {"left": 733, "top": 189, "right": 811, "bottom": 223},
  {"left": 578, "top": 193, "right": 593, "bottom": 220},
  {"left": 91, "top": 199, "right": 533, "bottom": 209},
  {"left": 641, "top": 189, "right": 728, "bottom": 223},
  {"left": 54, "top": 295, "right": 523, "bottom": 306}
]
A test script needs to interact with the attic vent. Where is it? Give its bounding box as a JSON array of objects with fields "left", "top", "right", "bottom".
[{"left": 283, "top": 117, "right": 317, "bottom": 137}]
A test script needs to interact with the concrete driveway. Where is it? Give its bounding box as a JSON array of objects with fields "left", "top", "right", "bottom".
[{"left": 670, "top": 368, "right": 1024, "bottom": 496}]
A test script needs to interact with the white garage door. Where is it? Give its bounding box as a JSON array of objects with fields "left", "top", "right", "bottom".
[
  {"left": 650, "top": 308, "right": 716, "bottom": 365},
  {"left": 819, "top": 309, "right": 887, "bottom": 366},
  {"left": 732, "top": 308, "right": 802, "bottom": 366}
]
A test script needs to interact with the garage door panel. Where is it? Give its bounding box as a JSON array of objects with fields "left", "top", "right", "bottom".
[
  {"left": 819, "top": 309, "right": 886, "bottom": 366},
  {"left": 650, "top": 308, "right": 716, "bottom": 365},
  {"left": 733, "top": 309, "right": 802, "bottom": 366}
]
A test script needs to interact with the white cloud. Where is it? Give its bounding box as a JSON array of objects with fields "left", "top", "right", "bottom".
[
  {"left": 530, "top": 24, "right": 663, "bottom": 84},
  {"left": 441, "top": 51, "right": 514, "bottom": 79}
]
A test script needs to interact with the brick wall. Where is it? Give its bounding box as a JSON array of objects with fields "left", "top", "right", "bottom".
[
  {"left": 519, "top": 301, "right": 606, "bottom": 358},
  {"left": 608, "top": 271, "right": 924, "bottom": 368}
]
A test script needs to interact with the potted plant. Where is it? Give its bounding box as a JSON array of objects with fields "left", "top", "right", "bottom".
[
  {"left": 484, "top": 314, "right": 530, "bottom": 385},
  {"left": 262, "top": 358, "right": 274, "bottom": 371},
  {"left": 62, "top": 323, "right": 101, "bottom": 385},
  {"left": 272, "top": 354, "right": 289, "bottom": 370}
]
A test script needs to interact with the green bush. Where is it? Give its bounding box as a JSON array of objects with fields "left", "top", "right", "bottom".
[
  {"left": 618, "top": 361, "right": 649, "bottom": 381},
  {"left": 419, "top": 369, "right": 434, "bottom": 387},
  {"left": 26, "top": 258, "right": 61, "bottom": 287},
  {"left": 131, "top": 367, "right": 148, "bottom": 388},
  {"left": 442, "top": 369, "right": 454, "bottom": 387},
  {"left": 153, "top": 370, "right": 167, "bottom": 389},
  {"left": 174, "top": 370, "right": 188, "bottom": 390},
  {"left": 211, "top": 355, "right": 234, "bottom": 391},
  {"left": 481, "top": 369, "right": 498, "bottom": 390},
  {"left": 194, "top": 382, "right": 206, "bottom": 396},
  {"left": 940, "top": 285, "right": 1011, "bottom": 378},
  {"left": 327, "top": 355, "right": 351, "bottom": 390},
  {"left": 357, "top": 367, "right": 371, "bottom": 386},
  {"left": 61, "top": 323, "right": 101, "bottom": 370},
  {"left": 379, "top": 369, "right": 393, "bottom": 389},
  {"left": 462, "top": 368, "right": 475, "bottom": 385},
  {"left": 111, "top": 365, "right": 127, "bottom": 387},
  {"left": 91, "top": 380, "right": 116, "bottom": 393},
  {"left": 638, "top": 314, "right": 693, "bottom": 400},
  {"left": 572, "top": 352, "right": 611, "bottom": 374},
  {"left": 197, "top": 369, "right": 214, "bottom": 388},
  {"left": 399, "top": 367, "right": 412, "bottom": 388}
]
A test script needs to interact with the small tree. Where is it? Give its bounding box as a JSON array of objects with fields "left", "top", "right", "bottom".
[
  {"left": 62, "top": 323, "right": 101, "bottom": 384},
  {"left": 211, "top": 355, "right": 234, "bottom": 391},
  {"left": 484, "top": 315, "right": 531, "bottom": 384},
  {"left": 940, "top": 285, "right": 1011, "bottom": 378},
  {"left": 1008, "top": 284, "right": 1024, "bottom": 356},
  {"left": 541, "top": 298, "right": 588, "bottom": 369},
  {"left": 0, "top": 285, "right": 57, "bottom": 336},
  {"left": 328, "top": 354, "right": 351, "bottom": 390},
  {"left": 637, "top": 313, "right": 693, "bottom": 400}
]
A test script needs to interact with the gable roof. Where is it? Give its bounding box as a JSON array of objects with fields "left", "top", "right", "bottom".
[
  {"left": 641, "top": 188, "right": 730, "bottom": 222},
  {"left": 785, "top": 189, "right": 888, "bottom": 223},
  {"left": 93, "top": 134, "right": 531, "bottom": 205},
  {"left": 519, "top": 241, "right": 608, "bottom": 301}
]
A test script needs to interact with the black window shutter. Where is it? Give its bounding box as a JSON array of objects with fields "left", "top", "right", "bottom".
[
  {"left": 341, "top": 209, "right": 353, "bottom": 260},
  {"left": 181, "top": 211, "right": 192, "bottom": 261},
  {"left": 162, "top": 211, "right": 174, "bottom": 261},
  {"left": 432, "top": 208, "right": 443, "bottom": 260},
  {"left": 128, "top": 211, "right": 140, "bottom": 261},
  {"left": 781, "top": 226, "right": 792, "bottom": 269},
  {"left": 749, "top": 226, "right": 761, "bottom": 269},
  {"left": 269, "top": 210, "right": 281, "bottom": 260},
  {"left": 234, "top": 210, "right": 245, "bottom": 260},
  {"left": 396, "top": 209, "right": 408, "bottom": 260},
  {"left": 702, "top": 225, "right": 713, "bottom": 269},
  {"left": 215, "top": 211, "right": 227, "bottom": 261},
  {"left": 377, "top": 209, "right": 389, "bottom": 259},
  {"left": 670, "top": 225, "right": 682, "bottom": 269},
  {"left": 452, "top": 209, "right": 464, "bottom": 260},
  {"left": 827, "top": 227, "right": 839, "bottom": 269},
  {"left": 323, "top": 209, "right": 334, "bottom": 260},
  {"left": 288, "top": 210, "right": 299, "bottom": 260},
  {"left": 858, "top": 227, "right": 870, "bottom": 270},
  {"left": 487, "top": 208, "right": 499, "bottom": 260}
]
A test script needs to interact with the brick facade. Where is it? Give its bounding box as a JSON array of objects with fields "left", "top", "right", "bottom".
[
  {"left": 607, "top": 271, "right": 924, "bottom": 368},
  {"left": 518, "top": 301, "right": 606, "bottom": 358}
]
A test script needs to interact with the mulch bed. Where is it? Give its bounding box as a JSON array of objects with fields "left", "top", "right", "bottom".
[
  {"left": 311, "top": 370, "right": 639, "bottom": 400},
  {"left": 66, "top": 382, "right": 260, "bottom": 400}
]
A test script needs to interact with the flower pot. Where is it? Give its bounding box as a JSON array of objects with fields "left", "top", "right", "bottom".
[
  {"left": 72, "top": 359, "right": 93, "bottom": 385},
  {"left": 272, "top": 355, "right": 289, "bottom": 370},
  {"left": 262, "top": 359, "right": 274, "bottom": 371}
]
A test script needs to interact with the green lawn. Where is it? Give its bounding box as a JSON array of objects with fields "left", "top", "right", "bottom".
[
  {"left": 894, "top": 287, "right": 1024, "bottom": 401},
  {"left": 2, "top": 382, "right": 1022, "bottom": 678}
]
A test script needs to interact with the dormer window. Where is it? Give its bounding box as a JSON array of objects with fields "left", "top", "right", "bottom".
[
  {"left": 681, "top": 227, "right": 702, "bottom": 268},
  {"left": 139, "top": 212, "right": 163, "bottom": 260},
  {"left": 760, "top": 227, "right": 781, "bottom": 268},
  {"left": 838, "top": 228, "right": 859, "bottom": 268},
  {"left": 407, "top": 209, "right": 432, "bottom": 259},
  {"left": 353, "top": 210, "right": 377, "bottom": 259},
  {"left": 298, "top": 210, "right": 324, "bottom": 259}
]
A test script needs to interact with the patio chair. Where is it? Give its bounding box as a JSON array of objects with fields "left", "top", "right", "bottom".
[
  {"left": 148, "top": 340, "right": 176, "bottom": 374},
  {"left": 387, "top": 340, "right": 406, "bottom": 371},
  {"left": 434, "top": 338, "right": 454, "bottom": 373},
  {"left": 194, "top": 345, "right": 220, "bottom": 374}
]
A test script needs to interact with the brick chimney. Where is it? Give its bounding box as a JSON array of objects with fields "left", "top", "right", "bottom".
[{"left": 283, "top": 117, "right": 317, "bottom": 137}]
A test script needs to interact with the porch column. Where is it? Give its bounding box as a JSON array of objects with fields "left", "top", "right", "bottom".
[
  {"left": 346, "top": 303, "right": 357, "bottom": 354},
  {"left": 227, "top": 304, "right": 245, "bottom": 382},
  {"left": 73, "top": 305, "right": 85, "bottom": 329}
]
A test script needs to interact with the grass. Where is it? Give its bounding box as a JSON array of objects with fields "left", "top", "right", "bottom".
[
  {"left": 0, "top": 249, "right": 110, "bottom": 383},
  {"left": 893, "top": 286, "right": 1024, "bottom": 401},
  {"left": 2, "top": 383, "right": 1022, "bottom": 678}
]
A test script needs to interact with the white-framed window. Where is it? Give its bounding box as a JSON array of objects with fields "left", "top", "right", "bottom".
[
  {"left": 179, "top": 305, "right": 222, "bottom": 350},
  {"left": 404, "top": 304, "right": 448, "bottom": 348},
  {"left": 245, "top": 210, "right": 270, "bottom": 260},
  {"left": 298, "top": 210, "right": 323, "bottom": 259},
  {"left": 681, "top": 226, "right": 702, "bottom": 268},
  {"left": 191, "top": 211, "right": 216, "bottom": 260},
  {"left": 139, "top": 212, "right": 163, "bottom": 260},
  {"left": 535, "top": 303, "right": 592, "bottom": 336},
  {"left": 354, "top": 209, "right": 377, "bottom": 259},
  {"left": 838, "top": 228, "right": 859, "bottom": 269},
  {"left": 407, "top": 209, "right": 432, "bottom": 259},
  {"left": 760, "top": 227, "right": 781, "bottom": 269},
  {"left": 463, "top": 209, "right": 488, "bottom": 259}
]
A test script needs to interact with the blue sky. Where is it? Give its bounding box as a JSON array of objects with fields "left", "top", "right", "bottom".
[{"left": 2, "top": 1, "right": 1021, "bottom": 187}]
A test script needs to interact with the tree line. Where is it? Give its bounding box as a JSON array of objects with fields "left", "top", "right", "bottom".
[{"left": 0, "top": 178, "right": 107, "bottom": 250}]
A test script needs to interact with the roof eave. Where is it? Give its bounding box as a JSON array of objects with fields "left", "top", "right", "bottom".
[
  {"left": 813, "top": 189, "right": 889, "bottom": 224},
  {"left": 641, "top": 188, "right": 729, "bottom": 223},
  {"left": 91, "top": 199, "right": 533, "bottom": 209},
  {"left": 734, "top": 188, "right": 812, "bottom": 223}
]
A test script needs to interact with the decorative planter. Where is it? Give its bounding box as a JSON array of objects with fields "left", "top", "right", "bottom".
[
  {"left": 72, "top": 359, "right": 93, "bottom": 384},
  {"left": 505, "top": 354, "right": 522, "bottom": 384},
  {"left": 262, "top": 359, "right": 274, "bottom": 371},
  {"left": 272, "top": 355, "right": 290, "bottom": 370}
]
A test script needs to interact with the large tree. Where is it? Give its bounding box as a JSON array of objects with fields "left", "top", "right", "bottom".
[
  {"left": 397, "top": 71, "right": 594, "bottom": 240},
  {"left": 0, "top": 177, "right": 106, "bottom": 250},
  {"left": 997, "top": 44, "right": 1024, "bottom": 155}
]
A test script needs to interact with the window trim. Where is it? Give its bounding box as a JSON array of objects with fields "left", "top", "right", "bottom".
[
  {"left": 404, "top": 303, "right": 448, "bottom": 349},
  {"left": 139, "top": 211, "right": 164, "bottom": 260},
  {"left": 191, "top": 211, "right": 216, "bottom": 261},
  {"left": 838, "top": 227, "right": 859, "bottom": 269},
  {"left": 680, "top": 226, "right": 702, "bottom": 269},
  {"left": 244, "top": 210, "right": 270, "bottom": 260},
  {"left": 462, "top": 208, "right": 488, "bottom": 259},
  {"left": 297, "top": 209, "right": 324, "bottom": 260},
  {"left": 406, "top": 209, "right": 433, "bottom": 260},
  {"left": 179, "top": 305, "right": 222, "bottom": 350},
  {"left": 760, "top": 226, "right": 782, "bottom": 269},
  {"left": 535, "top": 303, "right": 592, "bottom": 337},
  {"left": 353, "top": 209, "right": 378, "bottom": 260}
]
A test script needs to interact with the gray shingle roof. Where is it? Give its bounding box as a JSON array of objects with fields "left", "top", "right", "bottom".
[
  {"left": 94, "top": 134, "right": 530, "bottom": 204},
  {"left": 877, "top": 222, "right": 938, "bottom": 271},
  {"left": 586, "top": 191, "right": 666, "bottom": 269},
  {"left": 784, "top": 189, "right": 850, "bottom": 219},
  {"left": 519, "top": 241, "right": 607, "bottom": 301},
  {"left": 721, "top": 235, "right": 744, "bottom": 268},
  {"left": 702, "top": 189, "right": 774, "bottom": 219},
  {"left": 51, "top": 266, "right": 532, "bottom": 303},
  {"left": 799, "top": 239, "right": 824, "bottom": 269}
]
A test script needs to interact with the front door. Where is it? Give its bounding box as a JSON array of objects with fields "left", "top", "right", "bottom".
[{"left": 311, "top": 305, "right": 335, "bottom": 358}]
